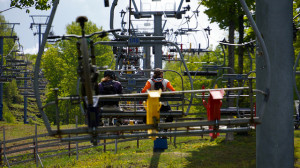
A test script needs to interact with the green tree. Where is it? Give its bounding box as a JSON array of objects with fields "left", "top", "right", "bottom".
[
  {"left": 0, "top": 15, "right": 22, "bottom": 122},
  {"left": 42, "top": 21, "right": 113, "bottom": 124},
  {"left": 200, "top": 0, "right": 255, "bottom": 75},
  {"left": 293, "top": 0, "right": 300, "bottom": 101},
  {"left": 3, "top": 79, "right": 22, "bottom": 106},
  {"left": 164, "top": 49, "right": 224, "bottom": 115},
  {"left": 10, "top": 0, "right": 53, "bottom": 12},
  {"left": 0, "top": 15, "right": 17, "bottom": 57}
]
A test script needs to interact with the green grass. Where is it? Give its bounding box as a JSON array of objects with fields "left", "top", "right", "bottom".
[
  {"left": 3, "top": 98, "right": 43, "bottom": 125},
  {"left": 1, "top": 123, "right": 299, "bottom": 168},
  {"left": 295, "top": 130, "right": 300, "bottom": 168},
  {"left": 13, "top": 134, "right": 256, "bottom": 168}
]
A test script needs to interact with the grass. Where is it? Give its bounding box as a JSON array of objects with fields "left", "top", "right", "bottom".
[
  {"left": 295, "top": 130, "right": 300, "bottom": 168},
  {"left": 22, "top": 135, "right": 249, "bottom": 168},
  {"left": 0, "top": 123, "right": 299, "bottom": 168}
]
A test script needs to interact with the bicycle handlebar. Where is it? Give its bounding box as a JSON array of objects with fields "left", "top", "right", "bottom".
[{"left": 47, "top": 29, "right": 121, "bottom": 40}]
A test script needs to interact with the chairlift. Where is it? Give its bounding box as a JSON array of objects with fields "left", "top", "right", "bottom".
[{"left": 31, "top": 0, "right": 271, "bottom": 145}]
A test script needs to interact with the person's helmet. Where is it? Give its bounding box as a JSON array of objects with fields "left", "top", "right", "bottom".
[{"left": 104, "top": 70, "right": 115, "bottom": 79}]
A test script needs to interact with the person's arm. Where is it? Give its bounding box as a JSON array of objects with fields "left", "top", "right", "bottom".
[
  {"left": 166, "top": 81, "right": 175, "bottom": 91},
  {"left": 141, "top": 81, "right": 151, "bottom": 93}
]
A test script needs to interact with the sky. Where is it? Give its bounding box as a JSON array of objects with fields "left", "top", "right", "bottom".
[{"left": 0, "top": 0, "right": 226, "bottom": 54}]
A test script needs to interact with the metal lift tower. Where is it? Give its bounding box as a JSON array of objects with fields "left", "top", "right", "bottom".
[
  {"left": 130, "top": 0, "right": 186, "bottom": 69},
  {"left": 256, "top": 0, "right": 294, "bottom": 167},
  {"left": 28, "top": 15, "right": 52, "bottom": 124},
  {"left": 30, "top": 15, "right": 53, "bottom": 48}
]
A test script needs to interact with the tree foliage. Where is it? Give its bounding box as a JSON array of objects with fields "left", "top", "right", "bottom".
[
  {"left": 3, "top": 79, "right": 22, "bottom": 106},
  {"left": 0, "top": 15, "right": 21, "bottom": 122},
  {"left": 200, "top": 0, "right": 255, "bottom": 29},
  {"left": 293, "top": 0, "right": 300, "bottom": 100},
  {"left": 0, "top": 15, "right": 17, "bottom": 57},
  {"left": 10, "top": 0, "right": 53, "bottom": 12},
  {"left": 0, "top": 15, "right": 21, "bottom": 105},
  {"left": 200, "top": 0, "right": 255, "bottom": 102},
  {"left": 42, "top": 21, "right": 114, "bottom": 124}
]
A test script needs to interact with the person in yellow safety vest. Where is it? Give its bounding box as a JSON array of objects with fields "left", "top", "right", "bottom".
[{"left": 141, "top": 68, "right": 175, "bottom": 123}]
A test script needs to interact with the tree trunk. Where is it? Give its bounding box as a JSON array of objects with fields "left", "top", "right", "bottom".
[
  {"left": 226, "top": 6, "right": 236, "bottom": 142},
  {"left": 238, "top": 13, "right": 245, "bottom": 92},
  {"left": 228, "top": 20, "right": 235, "bottom": 75},
  {"left": 227, "top": 10, "right": 235, "bottom": 107}
]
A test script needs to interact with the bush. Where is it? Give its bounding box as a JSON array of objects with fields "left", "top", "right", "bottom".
[
  {"left": 3, "top": 103, "right": 16, "bottom": 123},
  {"left": 3, "top": 79, "right": 22, "bottom": 105}
]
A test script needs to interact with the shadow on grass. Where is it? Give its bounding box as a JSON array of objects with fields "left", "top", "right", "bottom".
[
  {"left": 149, "top": 150, "right": 164, "bottom": 168},
  {"left": 184, "top": 133, "right": 256, "bottom": 168}
]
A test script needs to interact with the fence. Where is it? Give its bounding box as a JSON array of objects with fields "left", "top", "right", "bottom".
[{"left": 0, "top": 124, "right": 146, "bottom": 168}]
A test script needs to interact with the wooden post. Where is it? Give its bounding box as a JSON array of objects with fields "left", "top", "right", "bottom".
[
  {"left": 103, "top": 139, "right": 106, "bottom": 152},
  {"left": 35, "top": 124, "right": 38, "bottom": 168},
  {"left": 2, "top": 128, "right": 10, "bottom": 167},
  {"left": 114, "top": 139, "right": 117, "bottom": 154},
  {"left": 0, "top": 140, "right": 2, "bottom": 166},
  {"left": 76, "top": 116, "right": 79, "bottom": 160},
  {"left": 33, "top": 137, "right": 36, "bottom": 164},
  {"left": 137, "top": 138, "right": 139, "bottom": 149},
  {"left": 54, "top": 88, "right": 60, "bottom": 131},
  {"left": 68, "top": 135, "right": 71, "bottom": 158},
  {"left": 170, "top": 128, "right": 172, "bottom": 143},
  {"left": 174, "top": 119, "right": 177, "bottom": 148}
]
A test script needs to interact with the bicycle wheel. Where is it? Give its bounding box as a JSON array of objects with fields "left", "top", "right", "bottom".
[{"left": 81, "top": 38, "right": 93, "bottom": 105}]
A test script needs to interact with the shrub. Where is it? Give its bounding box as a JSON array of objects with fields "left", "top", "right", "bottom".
[{"left": 3, "top": 103, "right": 16, "bottom": 123}]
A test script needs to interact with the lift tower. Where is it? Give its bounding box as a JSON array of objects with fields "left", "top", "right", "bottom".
[
  {"left": 28, "top": 15, "right": 52, "bottom": 124},
  {"left": 30, "top": 15, "right": 53, "bottom": 48},
  {"left": 130, "top": 0, "right": 187, "bottom": 68},
  {"left": 255, "top": 0, "right": 294, "bottom": 167}
]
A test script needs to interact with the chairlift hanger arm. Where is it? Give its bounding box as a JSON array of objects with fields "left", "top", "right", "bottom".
[
  {"left": 218, "top": 40, "right": 256, "bottom": 46},
  {"left": 54, "top": 117, "right": 259, "bottom": 136}
]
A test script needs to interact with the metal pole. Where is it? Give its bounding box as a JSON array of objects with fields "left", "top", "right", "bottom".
[
  {"left": 154, "top": 14, "right": 162, "bottom": 69},
  {"left": 38, "top": 24, "right": 41, "bottom": 47},
  {"left": 34, "top": 0, "right": 59, "bottom": 135},
  {"left": 128, "top": 0, "right": 132, "bottom": 35},
  {"left": 143, "top": 46, "right": 151, "bottom": 78},
  {"left": 256, "top": 0, "right": 294, "bottom": 167},
  {"left": 0, "top": 37, "right": 3, "bottom": 121}
]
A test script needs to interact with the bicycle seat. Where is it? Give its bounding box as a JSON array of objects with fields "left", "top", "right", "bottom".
[{"left": 76, "top": 16, "right": 88, "bottom": 24}]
